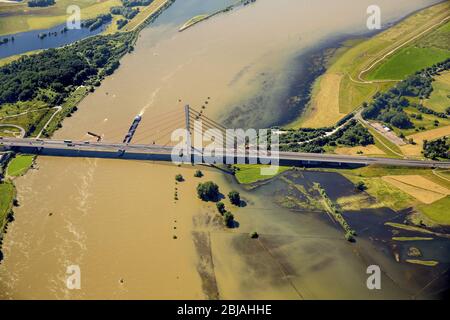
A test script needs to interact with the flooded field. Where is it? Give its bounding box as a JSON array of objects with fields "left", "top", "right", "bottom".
[{"left": 0, "top": 0, "right": 446, "bottom": 299}]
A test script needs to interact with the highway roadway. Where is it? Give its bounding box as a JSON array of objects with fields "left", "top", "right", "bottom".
[{"left": 1, "top": 137, "right": 449, "bottom": 168}]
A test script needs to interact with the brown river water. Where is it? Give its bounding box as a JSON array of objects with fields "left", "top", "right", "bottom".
[{"left": 0, "top": 0, "right": 445, "bottom": 299}]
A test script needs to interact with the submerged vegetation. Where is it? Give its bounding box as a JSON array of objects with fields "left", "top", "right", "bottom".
[
  {"left": 197, "top": 181, "right": 220, "bottom": 202},
  {"left": 315, "top": 183, "right": 356, "bottom": 241}
]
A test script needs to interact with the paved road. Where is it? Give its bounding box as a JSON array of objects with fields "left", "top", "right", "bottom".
[{"left": 1, "top": 137, "right": 449, "bottom": 168}]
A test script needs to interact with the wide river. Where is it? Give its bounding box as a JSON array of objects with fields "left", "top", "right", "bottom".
[{"left": 0, "top": 0, "right": 443, "bottom": 299}]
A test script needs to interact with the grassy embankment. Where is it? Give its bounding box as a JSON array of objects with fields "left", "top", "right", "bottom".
[
  {"left": 296, "top": 1, "right": 450, "bottom": 129},
  {"left": 104, "top": 0, "right": 170, "bottom": 33},
  {"left": 233, "top": 164, "right": 290, "bottom": 184},
  {"left": 0, "top": 180, "right": 15, "bottom": 233},
  {"left": 179, "top": 14, "right": 209, "bottom": 31},
  {"left": 179, "top": 0, "right": 260, "bottom": 32},
  {"left": 6, "top": 154, "right": 34, "bottom": 177}
]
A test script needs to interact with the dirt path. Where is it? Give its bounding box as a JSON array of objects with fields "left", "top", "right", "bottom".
[{"left": 37, "top": 106, "right": 61, "bottom": 138}]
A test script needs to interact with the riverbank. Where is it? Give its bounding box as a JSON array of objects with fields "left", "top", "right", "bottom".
[
  {"left": 296, "top": 1, "right": 450, "bottom": 128},
  {"left": 179, "top": 0, "right": 256, "bottom": 32},
  {"left": 0, "top": 0, "right": 176, "bottom": 254}
]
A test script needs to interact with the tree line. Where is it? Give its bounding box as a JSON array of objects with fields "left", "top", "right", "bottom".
[
  {"left": 361, "top": 58, "right": 450, "bottom": 129},
  {"left": 279, "top": 119, "right": 374, "bottom": 153},
  {"left": 0, "top": 32, "right": 134, "bottom": 107},
  {"left": 28, "top": 0, "right": 55, "bottom": 7}
]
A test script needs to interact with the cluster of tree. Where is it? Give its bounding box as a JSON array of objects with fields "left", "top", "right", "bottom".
[
  {"left": 81, "top": 14, "right": 112, "bottom": 32},
  {"left": 122, "top": 0, "right": 153, "bottom": 7},
  {"left": 117, "top": 19, "right": 129, "bottom": 30},
  {"left": 414, "top": 103, "right": 448, "bottom": 119},
  {"left": 228, "top": 191, "right": 241, "bottom": 206},
  {"left": 28, "top": 0, "right": 55, "bottom": 7},
  {"left": 194, "top": 170, "right": 203, "bottom": 178},
  {"left": 0, "top": 37, "right": 13, "bottom": 45},
  {"left": 111, "top": 6, "right": 140, "bottom": 20},
  {"left": 361, "top": 92, "right": 412, "bottom": 129},
  {"left": 197, "top": 181, "right": 220, "bottom": 202},
  {"left": 280, "top": 120, "right": 373, "bottom": 153},
  {"left": 362, "top": 58, "right": 450, "bottom": 129},
  {"left": 216, "top": 201, "right": 235, "bottom": 228},
  {"left": 316, "top": 184, "right": 356, "bottom": 242},
  {"left": 0, "top": 32, "right": 134, "bottom": 106},
  {"left": 423, "top": 137, "right": 449, "bottom": 160},
  {"left": 279, "top": 127, "right": 331, "bottom": 145},
  {"left": 333, "top": 122, "right": 374, "bottom": 147}
]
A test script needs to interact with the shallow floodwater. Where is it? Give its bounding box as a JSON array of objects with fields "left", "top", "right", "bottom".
[
  {"left": 0, "top": 0, "right": 444, "bottom": 299},
  {"left": 0, "top": 23, "right": 110, "bottom": 60}
]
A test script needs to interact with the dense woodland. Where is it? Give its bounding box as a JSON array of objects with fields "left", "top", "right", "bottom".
[
  {"left": 279, "top": 120, "right": 374, "bottom": 153},
  {"left": 423, "top": 137, "right": 449, "bottom": 159},
  {"left": 81, "top": 14, "right": 112, "bottom": 32},
  {"left": 0, "top": 32, "right": 135, "bottom": 107},
  {"left": 122, "top": 0, "right": 153, "bottom": 7},
  {"left": 111, "top": 6, "right": 140, "bottom": 20},
  {"left": 361, "top": 58, "right": 450, "bottom": 129}
]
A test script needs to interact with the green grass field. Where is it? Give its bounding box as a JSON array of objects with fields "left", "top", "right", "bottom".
[
  {"left": 6, "top": 154, "right": 34, "bottom": 177},
  {"left": 234, "top": 164, "right": 290, "bottom": 184},
  {"left": 0, "top": 181, "right": 15, "bottom": 230},
  {"left": 367, "top": 46, "right": 450, "bottom": 80},
  {"left": 417, "top": 196, "right": 450, "bottom": 225},
  {"left": 425, "top": 72, "right": 450, "bottom": 113}
]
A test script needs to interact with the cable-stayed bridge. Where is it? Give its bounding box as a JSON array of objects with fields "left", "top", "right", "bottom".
[{"left": 1, "top": 106, "right": 449, "bottom": 169}]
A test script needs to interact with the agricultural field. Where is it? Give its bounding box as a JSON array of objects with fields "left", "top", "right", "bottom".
[
  {"left": 333, "top": 144, "right": 385, "bottom": 156},
  {"left": 330, "top": 165, "right": 450, "bottom": 225},
  {"left": 337, "top": 166, "right": 450, "bottom": 225},
  {"left": 0, "top": 0, "right": 121, "bottom": 36},
  {"left": 399, "top": 125, "right": 450, "bottom": 156},
  {"left": 382, "top": 175, "right": 449, "bottom": 204}
]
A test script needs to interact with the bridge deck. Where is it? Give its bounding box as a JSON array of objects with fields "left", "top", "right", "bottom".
[{"left": 1, "top": 137, "right": 449, "bottom": 168}]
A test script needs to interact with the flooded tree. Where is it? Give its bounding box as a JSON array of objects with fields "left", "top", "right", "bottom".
[
  {"left": 196, "top": 181, "right": 220, "bottom": 202},
  {"left": 228, "top": 190, "right": 240, "bottom": 206}
]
